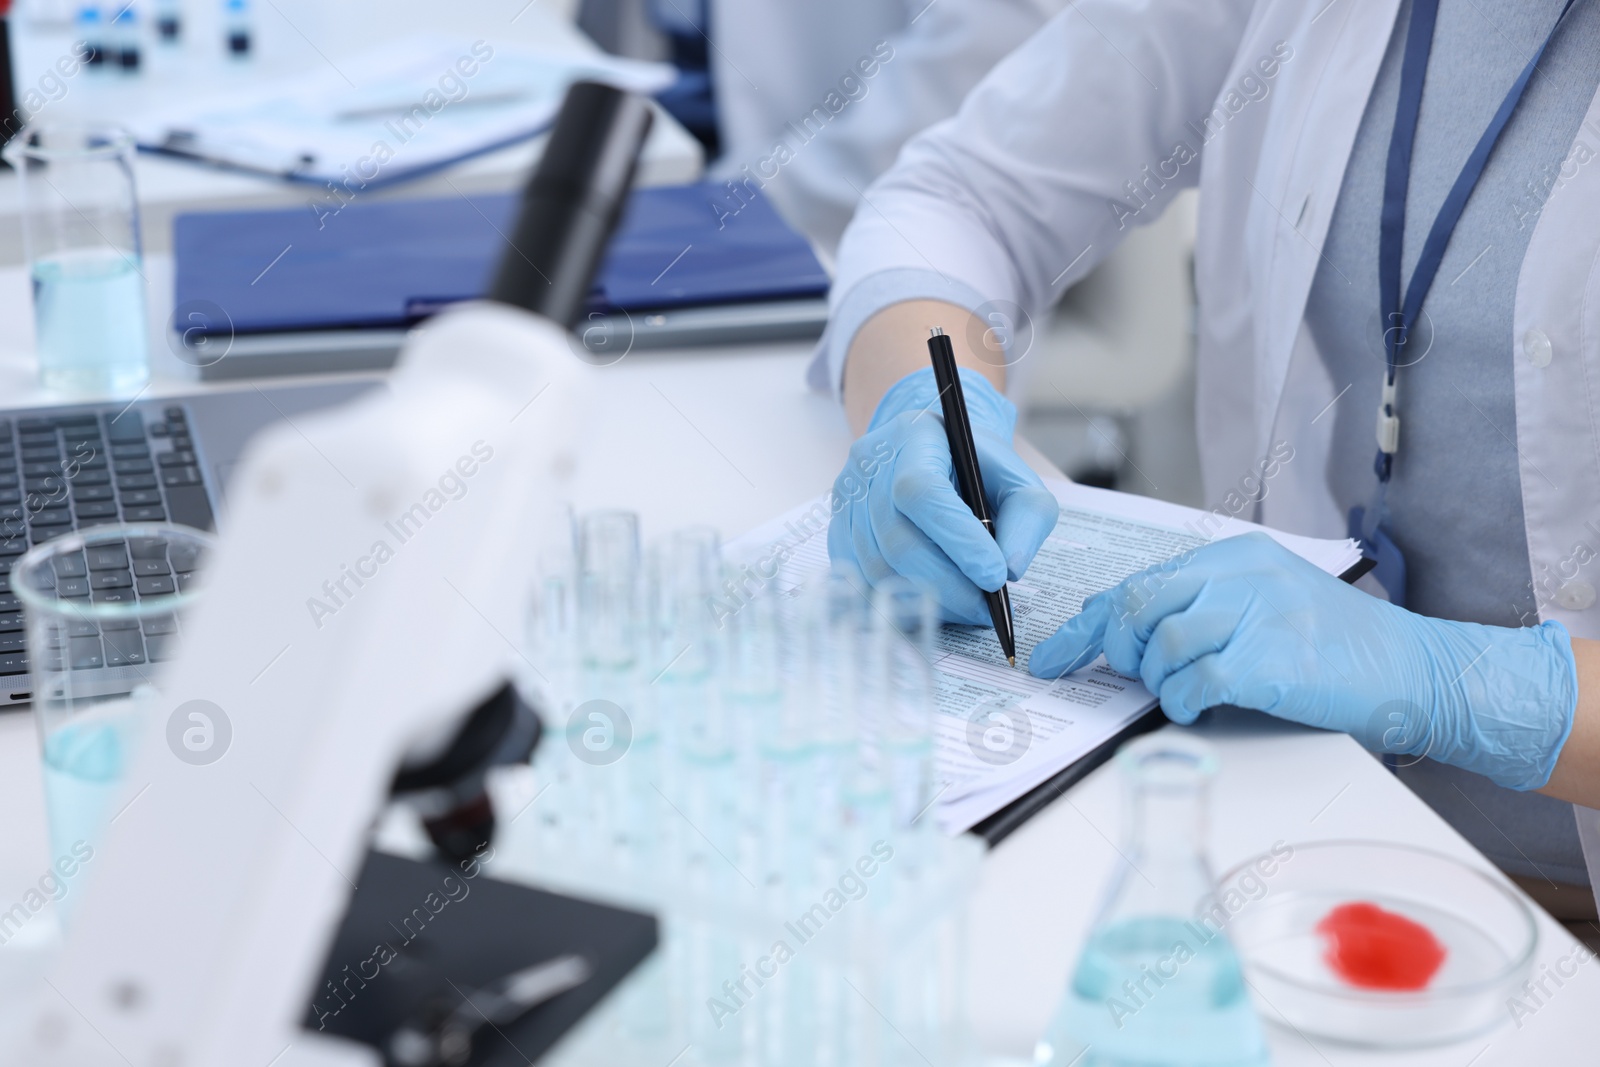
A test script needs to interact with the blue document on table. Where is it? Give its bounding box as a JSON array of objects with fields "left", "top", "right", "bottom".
[{"left": 172, "top": 181, "right": 829, "bottom": 338}]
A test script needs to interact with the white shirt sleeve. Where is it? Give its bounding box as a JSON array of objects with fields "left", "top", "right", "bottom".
[{"left": 814, "top": 0, "right": 1259, "bottom": 399}]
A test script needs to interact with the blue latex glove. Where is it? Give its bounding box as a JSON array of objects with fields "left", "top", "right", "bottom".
[
  {"left": 829, "top": 367, "right": 1060, "bottom": 624},
  {"left": 1029, "top": 533, "right": 1579, "bottom": 791}
]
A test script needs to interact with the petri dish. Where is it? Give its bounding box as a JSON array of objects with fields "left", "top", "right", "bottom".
[{"left": 1216, "top": 840, "right": 1537, "bottom": 1049}]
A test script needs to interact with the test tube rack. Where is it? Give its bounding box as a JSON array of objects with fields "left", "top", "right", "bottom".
[
  {"left": 494, "top": 807, "right": 984, "bottom": 1067},
  {"left": 493, "top": 512, "right": 987, "bottom": 1067}
]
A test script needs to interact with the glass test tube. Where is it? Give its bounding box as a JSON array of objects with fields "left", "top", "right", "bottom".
[
  {"left": 75, "top": 5, "right": 106, "bottom": 67},
  {"left": 722, "top": 579, "right": 801, "bottom": 893},
  {"left": 156, "top": 0, "right": 181, "bottom": 41},
  {"left": 579, "top": 510, "right": 640, "bottom": 671},
  {"left": 803, "top": 569, "right": 876, "bottom": 879},
  {"left": 574, "top": 511, "right": 641, "bottom": 856},
  {"left": 523, "top": 509, "right": 577, "bottom": 852},
  {"left": 876, "top": 577, "right": 938, "bottom": 861},
  {"left": 224, "top": 0, "right": 251, "bottom": 57},
  {"left": 111, "top": 4, "right": 140, "bottom": 71},
  {"left": 645, "top": 527, "right": 718, "bottom": 681},
  {"left": 840, "top": 577, "right": 894, "bottom": 859},
  {"left": 657, "top": 530, "right": 742, "bottom": 876}
]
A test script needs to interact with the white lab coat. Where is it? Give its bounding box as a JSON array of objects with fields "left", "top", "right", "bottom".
[
  {"left": 706, "top": 0, "right": 1067, "bottom": 254},
  {"left": 818, "top": 0, "right": 1600, "bottom": 892}
]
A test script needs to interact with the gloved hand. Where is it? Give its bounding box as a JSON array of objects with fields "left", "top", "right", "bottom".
[
  {"left": 829, "top": 367, "right": 1059, "bottom": 625},
  {"left": 1028, "top": 533, "right": 1579, "bottom": 791}
]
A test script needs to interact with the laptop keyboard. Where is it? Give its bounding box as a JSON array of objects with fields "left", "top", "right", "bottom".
[{"left": 0, "top": 404, "right": 217, "bottom": 685}]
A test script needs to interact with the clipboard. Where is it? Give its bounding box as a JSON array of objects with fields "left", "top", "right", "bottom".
[{"left": 969, "top": 555, "right": 1379, "bottom": 848}]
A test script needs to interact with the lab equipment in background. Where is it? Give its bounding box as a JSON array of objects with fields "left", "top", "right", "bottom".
[
  {"left": 10, "top": 524, "right": 213, "bottom": 900},
  {"left": 135, "top": 37, "right": 673, "bottom": 186},
  {"left": 3, "top": 123, "right": 149, "bottom": 395},
  {"left": 223, "top": 0, "right": 248, "bottom": 56},
  {"left": 506, "top": 510, "right": 981, "bottom": 1067},
  {"left": 72, "top": 2, "right": 103, "bottom": 66},
  {"left": 109, "top": 0, "right": 138, "bottom": 70},
  {"left": 1035, "top": 734, "right": 1270, "bottom": 1067},
  {"left": 155, "top": 0, "right": 178, "bottom": 41}
]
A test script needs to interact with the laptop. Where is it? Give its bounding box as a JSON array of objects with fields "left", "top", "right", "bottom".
[{"left": 0, "top": 378, "right": 380, "bottom": 707}]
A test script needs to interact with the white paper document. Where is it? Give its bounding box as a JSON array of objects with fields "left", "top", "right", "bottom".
[
  {"left": 130, "top": 38, "right": 675, "bottom": 186},
  {"left": 725, "top": 479, "right": 1362, "bottom": 834}
]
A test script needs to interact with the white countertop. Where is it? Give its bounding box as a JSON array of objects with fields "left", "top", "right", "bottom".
[{"left": 0, "top": 202, "right": 1594, "bottom": 1067}]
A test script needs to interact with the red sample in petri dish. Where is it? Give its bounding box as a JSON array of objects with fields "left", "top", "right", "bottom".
[{"left": 1316, "top": 901, "right": 1447, "bottom": 991}]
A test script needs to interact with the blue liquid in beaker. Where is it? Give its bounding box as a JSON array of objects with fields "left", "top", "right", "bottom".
[
  {"left": 41, "top": 706, "right": 134, "bottom": 867},
  {"left": 32, "top": 250, "right": 149, "bottom": 394},
  {"left": 1035, "top": 916, "right": 1270, "bottom": 1067}
]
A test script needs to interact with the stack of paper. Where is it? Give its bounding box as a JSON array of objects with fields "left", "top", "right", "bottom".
[
  {"left": 129, "top": 38, "right": 676, "bottom": 187},
  {"left": 725, "top": 478, "right": 1363, "bottom": 834}
]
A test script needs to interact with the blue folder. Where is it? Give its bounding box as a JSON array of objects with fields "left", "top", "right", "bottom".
[{"left": 172, "top": 181, "right": 829, "bottom": 336}]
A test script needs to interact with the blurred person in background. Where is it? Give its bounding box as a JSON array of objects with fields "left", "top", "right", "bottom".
[
  {"left": 580, "top": 0, "right": 1068, "bottom": 257},
  {"left": 706, "top": 0, "right": 1069, "bottom": 258}
]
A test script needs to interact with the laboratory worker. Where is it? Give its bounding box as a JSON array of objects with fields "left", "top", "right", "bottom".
[
  {"left": 822, "top": 0, "right": 1600, "bottom": 924},
  {"left": 706, "top": 0, "right": 1068, "bottom": 256}
]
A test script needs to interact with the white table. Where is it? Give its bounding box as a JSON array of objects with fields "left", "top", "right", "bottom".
[
  {"left": 0, "top": 0, "right": 704, "bottom": 263},
  {"left": 0, "top": 267, "right": 1594, "bottom": 1064}
]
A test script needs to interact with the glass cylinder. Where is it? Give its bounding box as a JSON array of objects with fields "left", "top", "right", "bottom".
[
  {"left": 720, "top": 573, "right": 794, "bottom": 887},
  {"left": 643, "top": 528, "right": 737, "bottom": 874},
  {"left": 577, "top": 510, "right": 641, "bottom": 672},
  {"left": 226, "top": 0, "right": 253, "bottom": 58},
  {"left": 805, "top": 568, "right": 889, "bottom": 855},
  {"left": 11, "top": 524, "right": 213, "bottom": 871},
  {"left": 875, "top": 576, "right": 937, "bottom": 838},
  {"left": 1035, "top": 733, "right": 1270, "bottom": 1066},
  {"left": 523, "top": 505, "right": 577, "bottom": 708},
  {"left": 645, "top": 526, "right": 719, "bottom": 684},
  {"left": 722, "top": 569, "right": 783, "bottom": 743},
  {"left": 808, "top": 568, "right": 874, "bottom": 753},
  {"left": 3, "top": 124, "right": 149, "bottom": 395}
]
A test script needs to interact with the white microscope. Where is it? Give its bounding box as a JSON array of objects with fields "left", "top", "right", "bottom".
[{"left": 8, "top": 82, "right": 657, "bottom": 1067}]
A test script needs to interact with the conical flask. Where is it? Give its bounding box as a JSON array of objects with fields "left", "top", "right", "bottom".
[{"left": 1035, "top": 733, "right": 1271, "bottom": 1066}]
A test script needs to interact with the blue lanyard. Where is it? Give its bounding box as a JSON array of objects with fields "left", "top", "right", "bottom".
[{"left": 1373, "top": 0, "right": 1582, "bottom": 483}]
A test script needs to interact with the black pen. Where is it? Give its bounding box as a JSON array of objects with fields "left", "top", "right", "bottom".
[{"left": 927, "top": 326, "right": 1017, "bottom": 666}]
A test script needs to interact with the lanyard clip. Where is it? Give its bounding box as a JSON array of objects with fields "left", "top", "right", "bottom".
[{"left": 1374, "top": 376, "right": 1400, "bottom": 455}]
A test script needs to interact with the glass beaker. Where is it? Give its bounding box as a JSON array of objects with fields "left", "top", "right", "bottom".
[
  {"left": 1035, "top": 733, "right": 1270, "bottom": 1067},
  {"left": 11, "top": 523, "right": 213, "bottom": 869},
  {"left": 2, "top": 123, "right": 149, "bottom": 395}
]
